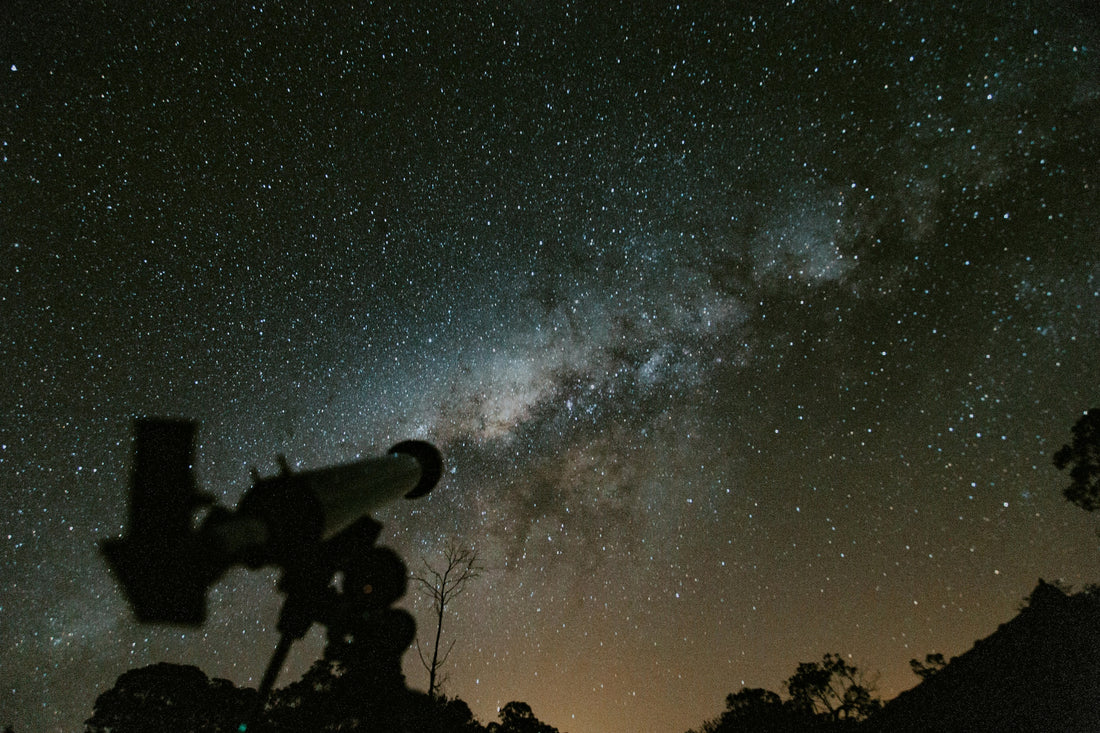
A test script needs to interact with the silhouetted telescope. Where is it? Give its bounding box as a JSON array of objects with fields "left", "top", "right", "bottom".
[{"left": 102, "top": 418, "right": 443, "bottom": 625}]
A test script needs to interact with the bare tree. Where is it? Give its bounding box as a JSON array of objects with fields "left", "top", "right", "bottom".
[{"left": 412, "top": 540, "right": 482, "bottom": 698}]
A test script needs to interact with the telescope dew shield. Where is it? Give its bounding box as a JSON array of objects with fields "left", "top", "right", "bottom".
[
  {"left": 314, "top": 440, "right": 443, "bottom": 539},
  {"left": 389, "top": 440, "right": 443, "bottom": 499},
  {"left": 234, "top": 440, "right": 444, "bottom": 562},
  {"left": 310, "top": 452, "right": 420, "bottom": 540}
]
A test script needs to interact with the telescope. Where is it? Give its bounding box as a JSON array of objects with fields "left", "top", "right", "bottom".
[{"left": 102, "top": 418, "right": 443, "bottom": 625}]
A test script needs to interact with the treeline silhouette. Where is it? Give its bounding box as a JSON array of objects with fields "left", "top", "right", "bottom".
[
  {"left": 84, "top": 661, "right": 560, "bottom": 733},
  {"left": 79, "top": 580, "right": 1100, "bottom": 733},
  {"left": 690, "top": 580, "right": 1100, "bottom": 733},
  {"left": 686, "top": 652, "right": 880, "bottom": 733},
  {"left": 84, "top": 660, "right": 558, "bottom": 733},
  {"left": 71, "top": 411, "right": 1100, "bottom": 733}
]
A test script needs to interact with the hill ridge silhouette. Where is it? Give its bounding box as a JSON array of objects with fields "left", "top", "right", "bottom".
[{"left": 869, "top": 579, "right": 1100, "bottom": 732}]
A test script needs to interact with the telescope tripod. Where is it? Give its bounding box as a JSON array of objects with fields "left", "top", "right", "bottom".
[{"left": 243, "top": 517, "right": 415, "bottom": 731}]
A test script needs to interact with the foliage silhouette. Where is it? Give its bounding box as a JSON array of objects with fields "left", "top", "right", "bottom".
[
  {"left": 84, "top": 663, "right": 256, "bottom": 733},
  {"left": 486, "top": 701, "right": 561, "bottom": 733},
  {"left": 689, "top": 653, "right": 880, "bottom": 733},
  {"left": 693, "top": 687, "right": 805, "bottom": 733},
  {"left": 430, "top": 695, "right": 489, "bottom": 733},
  {"left": 1054, "top": 408, "right": 1100, "bottom": 511},
  {"left": 908, "top": 653, "right": 947, "bottom": 681},
  {"left": 88, "top": 659, "right": 489, "bottom": 733},
  {"left": 786, "top": 653, "right": 881, "bottom": 723},
  {"left": 268, "top": 668, "right": 487, "bottom": 733}
]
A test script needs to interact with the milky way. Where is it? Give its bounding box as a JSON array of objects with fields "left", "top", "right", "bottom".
[{"left": 2, "top": 2, "right": 1099, "bottom": 732}]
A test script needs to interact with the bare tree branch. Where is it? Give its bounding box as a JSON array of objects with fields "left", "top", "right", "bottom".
[{"left": 411, "top": 539, "right": 483, "bottom": 698}]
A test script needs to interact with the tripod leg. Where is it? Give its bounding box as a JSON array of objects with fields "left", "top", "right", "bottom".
[{"left": 241, "top": 631, "right": 295, "bottom": 732}]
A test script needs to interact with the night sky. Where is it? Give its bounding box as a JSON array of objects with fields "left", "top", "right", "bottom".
[{"left": 3, "top": 2, "right": 1099, "bottom": 732}]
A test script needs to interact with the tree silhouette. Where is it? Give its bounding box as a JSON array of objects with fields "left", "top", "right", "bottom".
[
  {"left": 486, "top": 701, "right": 560, "bottom": 733},
  {"left": 1054, "top": 408, "right": 1100, "bottom": 511},
  {"left": 265, "top": 658, "right": 341, "bottom": 732},
  {"left": 694, "top": 687, "right": 803, "bottom": 733},
  {"left": 428, "top": 695, "right": 490, "bottom": 733},
  {"left": 413, "top": 540, "right": 483, "bottom": 698},
  {"left": 785, "top": 653, "right": 881, "bottom": 723},
  {"left": 909, "top": 652, "right": 947, "bottom": 681},
  {"left": 690, "top": 654, "right": 881, "bottom": 733},
  {"left": 267, "top": 663, "right": 488, "bottom": 733},
  {"left": 84, "top": 663, "right": 255, "bottom": 733}
]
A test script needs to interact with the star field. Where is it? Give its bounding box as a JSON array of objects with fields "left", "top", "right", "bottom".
[{"left": 2, "top": 2, "right": 1099, "bottom": 732}]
